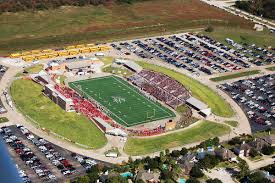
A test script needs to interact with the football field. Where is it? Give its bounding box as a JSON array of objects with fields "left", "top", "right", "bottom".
[{"left": 69, "top": 75, "right": 175, "bottom": 127}]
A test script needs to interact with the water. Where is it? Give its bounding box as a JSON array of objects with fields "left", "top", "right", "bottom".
[{"left": 0, "top": 138, "right": 22, "bottom": 183}]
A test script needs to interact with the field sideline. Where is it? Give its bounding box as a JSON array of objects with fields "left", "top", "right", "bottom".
[
  {"left": 138, "top": 61, "right": 234, "bottom": 117},
  {"left": 124, "top": 120, "right": 231, "bottom": 155},
  {"left": 10, "top": 79, "right": 107, "bottom": 149},
  {"left": 69, "top": 75, "right": 175, "bottom": 127}
]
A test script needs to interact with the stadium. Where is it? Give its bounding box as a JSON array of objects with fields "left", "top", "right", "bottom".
[{"left": 33, "top": 56, "right": 194, "bottom": 137}]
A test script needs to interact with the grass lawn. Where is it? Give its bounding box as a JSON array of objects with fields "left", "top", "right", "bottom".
[
  {"left": 10, "top": 79, "right": 107, "bottom": 149},
  {"left": 0, "top": 0, "right": 251, "bottom": 55},
  {"left": 24, "top": 64, "right": 44, "bottom": 74},
  {"left": 98, "top": 57, "right": 114, "bottom": 66},
  {"left": 102, "top": 65, "right": 134, "bottom": 77},
  {"left": 138, "top": 61, "right": 234, "bottom": 117},
  {"left": 204, "top": 27, "right": 275, "bottom": 48},
  {"left": 266, "top": 66, "right": 275, "bottom": 71},
  {"left": 69, "top": 75, "right": 175, "bottom": 127},
  {"left": 210, "top": 70, "right": 261, "bottom": 82},
  {"left": 124, "top": 120, "right": 231, "bottom": 155},
  {"left": 225, "top": 120, "right": 238, "bottom": 127},
  {"left": 0, "top": 117, "right": 9, "bottom": 123}
]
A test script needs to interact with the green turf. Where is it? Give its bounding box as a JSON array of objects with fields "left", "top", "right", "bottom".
[
  {"left": 138, "top": 61, "right": 234, "bottom": 117},
  {"left": 210, "top": 70, "right": 261, "bottom": 82},
  {"left": 69, "top": 75, "right": 175, "bottom": 127},
  {"left": 225, "top": 120, "right": 238, "bottom": 127},
  {"left": 124, "top": 120, "right": 231, "bottom": 155},
  {"left": 266, "top": 66, "right": 275, "bottom": 71},
  {"left": 10, "top": 79, "right": 107, "bottom": 149}
]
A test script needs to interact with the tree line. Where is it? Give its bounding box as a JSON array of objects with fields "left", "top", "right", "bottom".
[
  {"left": 235, "top": 0, "right": 275, "bottom": 20},
  {"left": 0, "top": 0, "right": 144, "bottom": 13}
]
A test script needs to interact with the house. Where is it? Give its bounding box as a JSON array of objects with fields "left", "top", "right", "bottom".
[
  {"left": 196, "top": 147, "right": 215, "bottom": 160},
  {"left": 136, "top": 170, "right": 160, "bottom": 183},
  {"left": 65, "top": 60, "right": 93, "bottom": 75},
  {"left": 177, "top": 152, "right": 196, "bottom": 175},
  {"left": 262, "top": 134, "right": 275, "bottom": 147},
  {"left": 215, "top": 148, "right": 237, "bottom": 162},
  {"left": 233, "top": 142, "right": 252, "bottom": 157},
  {"left": 248, "top": 138, "right": 270, "bottom": 151}
]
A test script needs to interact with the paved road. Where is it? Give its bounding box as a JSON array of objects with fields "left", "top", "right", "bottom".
[
  {"left": 199, "top": 0, "right": 275, "bottom": 30},
  {"left": 241, "top": 156, "right": 274, "bottom": 171}
]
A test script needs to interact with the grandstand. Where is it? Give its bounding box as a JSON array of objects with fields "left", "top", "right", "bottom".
[
  {"left": 69, "top": 75, "right": 175, "bottom": 127},
  {"left": 128, "top": 70, "right": 190, "bottom": 108}
]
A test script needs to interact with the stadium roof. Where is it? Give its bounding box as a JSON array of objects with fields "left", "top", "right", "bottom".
[
  {"left": 66, "top": 60, "right": 91, "bottom": 70},
  {"left": 123, "top": 61, "right": 143, "bottom": 72},
  {"left": 94, "top": 117, "right": 113, "bottom": 131},
  {"left": 186, "top": 97, "right": 208, "bottom": 111}
]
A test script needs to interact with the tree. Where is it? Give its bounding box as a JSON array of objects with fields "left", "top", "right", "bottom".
[
  {"left": 199, "top": 154, "right": 221, "bottom": 169},
  {"left": 180, "top": 147, "right": 188, "bottom": 156},
  {"left": 206, "top": 178, "right": 222, "bottom": 183},
  {"left": 190, "top": 165, "right": 204, "bottom": 178},
  {"left": 261, "top": 145, "right": 274, "bottom": 155},
  {"left": 186, "top": 177, "right": 200, "bottom": 183},
  {"left": 236, "top": 157, "right": 250, "bottom": 179},
  {"left": 171, "top": 150, "right": 181, "bottom": 158},
  {"left": 249, "top": 148, "right": 260, "bottom": 157},
  {"left": 107, "top": 175, "right": 128, "bottom": 183},
  {"left": 247, "top": 171, "right": 270, "bottom": 183},
  {"left": 205, "top": 26, "right": 214, "bottom": 32},
  {"left": 229, "top": 137, "right": 241, "bottom": 145},
  {"left": 75, "top": 175, "right": 90, "bottom": 183}
]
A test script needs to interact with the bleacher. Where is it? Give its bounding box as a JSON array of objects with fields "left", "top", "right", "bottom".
[{"left": 128, "top": 70, "right": 190, "bottom": 108}]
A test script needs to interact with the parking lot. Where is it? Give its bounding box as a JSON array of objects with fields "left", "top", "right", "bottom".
[
  {"left": 0, "top": 125, "right": 110, "bottom": 182},
  {"left": 219, "top": 74, "right": 275, "bottom": 132},
  {"left": 110, "top": 32, "right": 257, "bottom": 76},
  {"left": 225, "top": 38, "right": 275, "bottom": 66}
]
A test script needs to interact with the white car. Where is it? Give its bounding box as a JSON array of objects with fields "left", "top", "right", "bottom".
[
  {"left": 26, "top": 134, "right": 34, "bottom": 140},
  {"left": 48, "top": 174, "right": 56, "bottom": 180}
]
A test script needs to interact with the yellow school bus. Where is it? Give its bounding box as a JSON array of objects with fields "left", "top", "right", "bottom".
[
  {"left": 22, "top": 56, "right": 35, "bottom": 62},
  {"left": 10, "top": 53, "right": 22, "bottom": 58}
]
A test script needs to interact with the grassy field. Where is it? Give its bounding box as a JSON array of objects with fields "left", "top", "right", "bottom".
[
  {"left": 10, "top": 79, "right": 107, "bottom": 149},
  {"left": 25, "top": 64, "right": 44, "bottom": 74},
  {"left": 69, "top": 75, "right": 175, "bottom": 126},
  {"left": 204, "top": 27, "right": 275, "bottom": 48},
  {"left": 210, "top": 70, "right": 261, "bottom": 82},
  {"left": 138, "top": 61, "right": 234, "bottom": 117},
  {"left": 266, "top": 66, "right": 275, "bottom": 71},
  {"left": 0, "top": 0, "right": 252, "bottom": 55},
  {"left": 0, "top": 117, "right": 9, "bottom": 123},
  {"left": 225, "top": 120, "right": 238, "bottom": 127},
  {"left": 124, "top": 120, "right": 231, "bottom": 155},
  {"left": 102, "top": 65, "right": 134, "bottom": 77}
]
